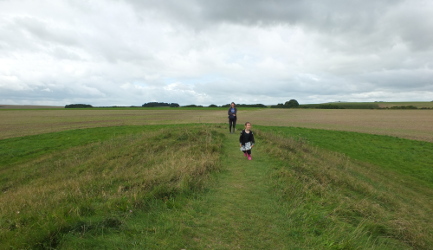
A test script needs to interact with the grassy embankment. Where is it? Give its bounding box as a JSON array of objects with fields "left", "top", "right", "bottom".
[
  {"left": 0, "top": 125, "right": 223, "bottom": 248},
  {"left": 1, "top": 123, "right": 433, "bottom": 249}
]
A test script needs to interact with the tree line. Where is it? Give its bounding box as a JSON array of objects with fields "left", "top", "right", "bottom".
[
  {"left": 65, "top": 100, "right": 431, "bottom": 109},
  {"left": 64, "top": 100, "right": 299, "bottom": 109}
]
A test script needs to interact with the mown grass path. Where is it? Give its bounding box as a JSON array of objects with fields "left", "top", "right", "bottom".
[
  {"left": 175, "top": 132, "right": 293, "bottom": 249},
  {"left": 60, "top": 130, "right": 297, "bottom": 249}
]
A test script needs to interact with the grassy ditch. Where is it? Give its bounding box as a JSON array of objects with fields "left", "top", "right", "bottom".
[
  {"left": 260, "top": 126, "right": 433, "bottom": 187},
  {"left": 259, "top": 129, "right": 433, "bottom": 249},
  {"left": 0, "top": 125, "right": 224, "bottom": 249}
]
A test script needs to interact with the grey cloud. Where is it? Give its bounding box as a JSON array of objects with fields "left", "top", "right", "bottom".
[
  {"left": 14, "top": 17, "right": 79, "bottom": 46},
  {"left": 125, "top": 0, "right": 420, "bottom": 56},
  {"left": 126, "top": 0, "right": 402, "bottom": 30},
  {"left": 2, "top": 0, "right": 433, "bottom": 106},
  {"left": 361, "top": 69, "right": 433, "bottom": 90},
  {"left": 389, "top": 9, "right": 433, "bottom": 51},
  {"left": 0, "top": 16, "right": 80, "bottom": 55}
]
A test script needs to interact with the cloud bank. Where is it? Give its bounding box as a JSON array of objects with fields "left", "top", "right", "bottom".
[{"left": 1, "top": 0, "right": 432, "bottom": 106}]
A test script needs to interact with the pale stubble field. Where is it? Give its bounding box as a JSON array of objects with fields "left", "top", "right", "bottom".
[{"left": 1, "top": 108, "right": 432, "bottom": 142}]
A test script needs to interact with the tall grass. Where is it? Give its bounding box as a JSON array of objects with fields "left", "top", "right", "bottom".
[
  {"left": 0, "top": 125, "right": 224, "bottom": 249},
  {"left": 260, "top": 126, "right": 433, "bottom": 186},
  {"left": 259, "top": 129, "right": 433, "bottom": 249},
  {"left": 57, "top": 126, "right": 433, "bottom": 249},
  {"left": 0, "top": 126, "right": 151, "bottom": 166},
  {"left": 2, "top": 123, "right": 433, "bottom": 248}
]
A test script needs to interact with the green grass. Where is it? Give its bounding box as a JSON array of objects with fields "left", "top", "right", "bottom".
[
  {"left": 300, "top": 101, "right": 433, "bottom": 109},
  {"left": 375, "top": 102, "right": 433, "bottom": 108},
  {"left": 1, "top": 124, "right": 433, "bottom": 249},
  {"left": 259, "top": 126, "right": 433, "bottom": 187},
  {"left": 0, "top": 125, "right": 192, "bottom": 166},
  {"left": 301, "top": 102, "right": 380, "bottom": 109},
  {"left": 0, "top": 124, "right": 224, "bottom": 249},
  {"left": 58, "top": 133, "right": 296, "bottom": 249},
  {"left": 258, "top": 129, "right": 433, "bottom": 249}
]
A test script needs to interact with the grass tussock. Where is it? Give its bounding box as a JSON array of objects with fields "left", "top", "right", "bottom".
[
  {"left": 260, "top": 130, "right": 433, "bottom": 249},
  {"left": 0, "top": 126, "right": 224, "bottom": 249}
]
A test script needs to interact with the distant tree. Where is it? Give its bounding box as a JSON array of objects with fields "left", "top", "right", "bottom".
[
  {"left": 390, "top": 105, "right": 417, "bottom": 109},
  {"left": 142, "top": 102, "right": 179, "bottom": 107},
  {"left": 284, "top": 99, "right": 300, "bottom": 108},
  {"left": 230, "top": 104, "right": 267, "bottom": 108},
  {"left": 222, "top": 103, "right": 266, "bottom": 108},
  {"left": 208, "top": 104, "right": 218, "bottom": 107},
  {"left": 316, "top": 104, "right": 344, "bottom": 109},
  {"left": 270, "top": 103, "right": 284, "bottom": 108},
  {"left": 65, "top": 104, "right": 93, "bottom": 108},
  {"left": 183, "top": 104, "right": 203, "bottom": 107}
]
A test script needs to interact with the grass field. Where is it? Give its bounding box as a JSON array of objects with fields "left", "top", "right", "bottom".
[
  {"left": 301, "top": 101, "right": 433, "bottom": 109},
  {"left": 371, "top": 101, "right": 433, "bottom": 108},
  {"left": 1, "top": 108, "right": 432, "bottom": 249},
  {"left": 1, "top": 108, "right": 433, "bottom": 142}
]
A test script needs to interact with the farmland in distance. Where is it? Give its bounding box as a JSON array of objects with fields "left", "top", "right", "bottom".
[{"left": 1, "top": 108, "right": 432, "bottom": 142}]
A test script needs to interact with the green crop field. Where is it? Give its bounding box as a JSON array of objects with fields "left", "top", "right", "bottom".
[
  {"left": 1, "top": 108, "right": 432, "bottom": 249},
  {"left": 301, "top": 101, "right": 433, "bottom": 109},
  {"left": 373, "top": 101, "right": 433, "bottom": 108}
]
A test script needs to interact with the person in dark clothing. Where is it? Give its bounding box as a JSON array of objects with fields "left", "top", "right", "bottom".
[
  {"left": 228, "top": 102, "right": 237, "bottom": 133},
  {"left": 239, "top": 122, "right": 255, "bottom": 160}
]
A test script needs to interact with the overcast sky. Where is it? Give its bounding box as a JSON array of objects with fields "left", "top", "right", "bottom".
[{"left": 1, "top": 0, "right": 432, "bottom": 106}]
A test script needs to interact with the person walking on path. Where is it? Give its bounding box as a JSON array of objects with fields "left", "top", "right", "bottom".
[
  {"left": 240, "top": 122, "right": 255, "bottom": 160},
  {"left": 228, "top": 102, "right": 237, "bottom": 133}
]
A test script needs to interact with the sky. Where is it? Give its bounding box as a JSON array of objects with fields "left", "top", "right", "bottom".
[{"left": 1, "top": 0, "right": 432, "bottom": 106}]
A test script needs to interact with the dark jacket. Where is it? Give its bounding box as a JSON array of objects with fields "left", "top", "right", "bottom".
[
  {"left": 228, "top": 107, "right": 237, "bottom": 120},
  {"left": 239, "top": 129, "right": 255, "bottom": 146}
]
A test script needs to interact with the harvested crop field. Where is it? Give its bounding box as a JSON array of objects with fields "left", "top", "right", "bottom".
[
  {"left": 1, "top": 108, "right": 432, "bottom": 142},
  {"left": 242, "top": 109, "right": 433, "bottom": 142}
]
